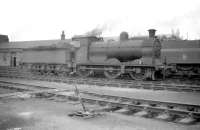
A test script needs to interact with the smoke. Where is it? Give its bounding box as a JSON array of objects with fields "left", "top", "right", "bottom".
[
  {"left": 85, "top": 25, "right": 106, "bottom": 36},
  {"left": 85, "top": 20, "right": 118, "bottom": 36}
]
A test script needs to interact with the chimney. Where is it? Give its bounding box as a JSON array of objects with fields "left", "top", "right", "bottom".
[
  {"left": 148, "top": 29, "right": 156, "bottom": 38},
  {"left": 61, "top": 31, "right": 65, "bottom": 40}
]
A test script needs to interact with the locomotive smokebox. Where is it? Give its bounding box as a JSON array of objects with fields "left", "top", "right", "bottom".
[{"left": 148, "top": 29, "right": 156, "bottom": 38}]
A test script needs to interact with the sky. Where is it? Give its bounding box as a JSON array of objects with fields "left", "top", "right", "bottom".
[{"left": 0, "top": 0, "right": 200, "bottom": 41}]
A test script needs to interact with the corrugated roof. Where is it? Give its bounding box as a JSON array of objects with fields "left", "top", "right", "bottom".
[{"left": 0, "top": 39, "right": 72, "bottom": 49}]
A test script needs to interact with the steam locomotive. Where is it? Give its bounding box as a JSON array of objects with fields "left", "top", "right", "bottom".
[
  {"left": 73, "top": 29, "right": 162, "bottom": 80},
  {"left": 20, "top": 29, "right": 200, "bottom": 80}
]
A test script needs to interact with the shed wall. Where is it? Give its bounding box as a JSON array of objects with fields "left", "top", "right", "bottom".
[{"left": 22, "top": 50, "right": 67, "bottom": 64}]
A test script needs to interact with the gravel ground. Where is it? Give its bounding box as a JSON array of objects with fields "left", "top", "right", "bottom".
[{"left": 0, "top": 97, "right": 200, "bottom": 130}]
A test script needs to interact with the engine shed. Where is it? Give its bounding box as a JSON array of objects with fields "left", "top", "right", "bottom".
[{"left": 0, "top": 33, "right": 74, "bottom": 68}]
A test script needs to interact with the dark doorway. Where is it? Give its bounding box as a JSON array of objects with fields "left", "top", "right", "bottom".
[
  {"left": 10, "top": 56, "right": 17, "bottom": 67},
  {"left": 13, "top": 57, "right": 16, "bottom": 67}
]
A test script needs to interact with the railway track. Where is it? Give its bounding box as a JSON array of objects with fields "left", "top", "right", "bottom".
[
  {"left": 78, "top": 91, "right": 200, "bottom": 124},
  {"left": 1, "top": 67, "right": 200, "bottom": 93},
  {"left": 7, "top": 73, "right": 200, "bottom": 93},
  {"left": 0, "top": 80, "right": 67, "bottom": 98},
  {"left": 0, "top": 80, "right": 200, "bottom": 124}
]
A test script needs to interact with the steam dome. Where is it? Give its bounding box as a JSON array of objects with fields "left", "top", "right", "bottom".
[{"left": 120, "top": 32, "right": 129, "bottom": 41}]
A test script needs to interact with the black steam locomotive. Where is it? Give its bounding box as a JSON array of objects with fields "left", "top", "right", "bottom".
[{"left": 74, "top": 29, "right": 162, "bottom": 80}]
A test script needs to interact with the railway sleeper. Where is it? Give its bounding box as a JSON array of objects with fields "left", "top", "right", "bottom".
[
  {"left": 81, "top": 91, "right": 200, "bottom": 113},
  {"left": 156, "top": 110, "right": 173, "bottom": 120},
  {"left": 116, "top": 108, "right": 138, "bottom": 115},
  {"left": 81, "top": 96, "right": 200, "bottom": 118}
]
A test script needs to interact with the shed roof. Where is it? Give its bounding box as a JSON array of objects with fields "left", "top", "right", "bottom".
[{"left": 0, "top": 39, "right": 72, "bottom": 49}]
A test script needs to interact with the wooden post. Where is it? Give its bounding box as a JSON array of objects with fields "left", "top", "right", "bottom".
[{"left": 74, "top": 84, "right": 87, "bottom": 112}]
